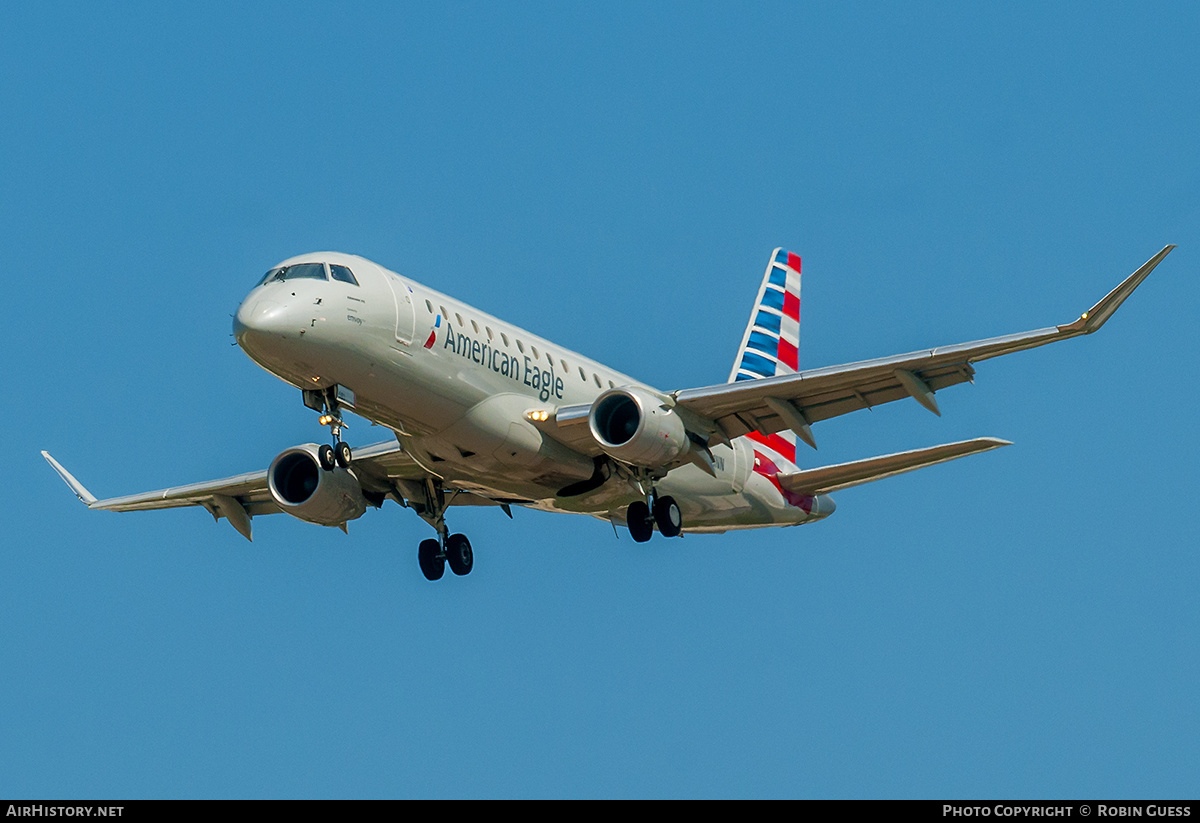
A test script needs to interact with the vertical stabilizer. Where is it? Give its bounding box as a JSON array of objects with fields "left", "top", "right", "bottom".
[
  {"left": 729, "top": 248, "right": 802, "bottom": 382},
  {"left": 728, "top": 248, "right": 803, "bottom": 468}
]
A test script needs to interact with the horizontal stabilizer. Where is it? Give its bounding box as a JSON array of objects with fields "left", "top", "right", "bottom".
[{"left": 777, "top": 437, "right": 1010, "bottom": 496}]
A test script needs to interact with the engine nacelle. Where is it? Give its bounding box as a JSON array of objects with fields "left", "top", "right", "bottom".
[
  {"left": 588, "top": 388, "right": 690, "bottom": 468},
  {"left": 267, "top": 444, "right": 367, "bottom": 526}
]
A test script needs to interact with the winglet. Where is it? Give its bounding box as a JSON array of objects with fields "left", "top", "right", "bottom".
[
  {"left": 41, "top": 451, "right": 98, "bottom": 506},
  {"left": 1059, "top": 245, "right": 1175, "bottom": 335}
]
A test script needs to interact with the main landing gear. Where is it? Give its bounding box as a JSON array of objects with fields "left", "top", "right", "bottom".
[
  {"left": 418, "top": 532, "right": 474, "bottom": 581},
  {"left": 412, "top": 478, "right": 474, "bottom": 581},
  {"left": 626, "top": 493, "right": 682, "bottom": 543}
]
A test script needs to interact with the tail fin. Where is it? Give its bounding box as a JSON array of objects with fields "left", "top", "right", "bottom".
[
  {"left": 728, "top": 248, "right": 802, "bottom": 383},
  {"left": 729, "top": 249, "right": 803, "bottom": 467}
]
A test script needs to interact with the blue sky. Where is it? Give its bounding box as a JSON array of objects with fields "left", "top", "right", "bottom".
[{"left": 3, "top": 2, "right": 1198, "bottom": 798}]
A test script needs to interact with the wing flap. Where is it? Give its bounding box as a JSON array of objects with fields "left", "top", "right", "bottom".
[{"left": 778, "top": 437, "right": 1011, "bottom": 496}]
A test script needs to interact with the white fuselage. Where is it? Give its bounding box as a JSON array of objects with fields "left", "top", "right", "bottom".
[{"left": 233, "top": 252, "right": 833, "bottom": 532}]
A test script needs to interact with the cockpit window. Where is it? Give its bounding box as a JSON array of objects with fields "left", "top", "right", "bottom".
[
  {"left": 258, "top": 267, "right": 283, "bottom": 285},
  {"left": 329, "top": 264, "right": 359, "bottom": 285},
  {"left": 258, "top": 263, "right": 328, "bottom": 285}
]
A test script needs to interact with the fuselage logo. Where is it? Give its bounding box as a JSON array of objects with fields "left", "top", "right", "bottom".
[
  {"left": 423, "top": 315, "right": 441, "bottom": 349},
  {"left": 441, "top": 326, "right": 564, "bottom": 401}
]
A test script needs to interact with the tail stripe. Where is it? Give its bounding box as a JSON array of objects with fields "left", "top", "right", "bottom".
[
  {"left": 775, "top": 249, "right": 802, "bottom": 270},
  {"left": 758, "top": 288, "right": 786, "bottom": 312},
  {"left": 752, "top": 309, "right": 781, "bottom": 337},
  {"left": 747, "top": 430, "right": 798, "bottom": 467},
  {"left": 731, "top": 249, "right": 803, "bottom": 383},
  {"left": 746, "top": 330, "right": 779, "bottom": 354},
  {"left": 730, "top": 248, "right": 804, "bottom": 468},
  {"left": 737, "top": 351, "right": 778, "bottom": 380}
]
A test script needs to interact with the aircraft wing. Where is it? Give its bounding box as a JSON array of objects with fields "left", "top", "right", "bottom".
[
  {"left": 542, "top": 244, "right": 1167, "bottom": 455},
  {"left": 547, "top": 246, "right": 1172, "bottom": 452},
  {"left": 42, "top": 438, "right": 434, "bottom": 540},
  {"left": 668, "top": 245, "right": 1173, "bottom": 447}
]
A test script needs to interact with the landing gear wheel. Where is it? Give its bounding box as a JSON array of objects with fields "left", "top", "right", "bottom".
[
  {"left": 418, "top": 538, "right": 444, "bottom": 581},
  {"left": 334, "top": 441, "right": 352, "bottom": 468},
  {"left": 653, "top": 495, "right": 682, "bottom": 538},
  {"left": 627, "top": 500, "right": 653, "bottom": 543},
  {"left": 445, "top": 533, "right": 473, "bottom": 576},
  {"left": 318, "top": 444, "right": 336, "bottom": 471}
]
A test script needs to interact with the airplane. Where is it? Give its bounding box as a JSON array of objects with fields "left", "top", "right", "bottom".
[{"left": 43, "top": 244, "right": 1174, "bottom": 581}]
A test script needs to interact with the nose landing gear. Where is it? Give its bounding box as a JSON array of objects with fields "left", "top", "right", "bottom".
[{"left": 307, "top": 387, "right": 353, "bottom": 470}]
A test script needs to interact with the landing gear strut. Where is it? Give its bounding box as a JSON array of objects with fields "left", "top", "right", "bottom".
[
  {"left": 308, "top": 386, "right": 352, "bottom": 471},
  {"left": 411, "top": 477, "right": 474, "bottom": 581}
]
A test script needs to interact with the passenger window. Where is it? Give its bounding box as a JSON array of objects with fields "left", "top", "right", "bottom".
[
  {"left": 594, "top": 374, "right": 602, "bottom": 387},
  {"left": 517, "top": 340, "right": 525, "bottom": 354},
  {"left": 486, "top": 326, "right": 494, "bottom": 340},
  {"left": 425, "top": 300, "right": 433, "bottom": 313},
  {"left": 471, "top": 320, "right": 480, "bottom": 334},
  {"left": 455, "top": 313, "right": 464, "bottom": 327},
  {"left": 329, "top": 264, "right": 358, "bottom": 285},
  {"left": 561, "top": 359, "right": 568, "bottom": 372},
  {"left": 531, "top": 346, "right": 539, "bottom": 358},
  {"left": 502, "top": 333, "right": 510, "bottom": 346},
  {"left": 578, "top": 367, "right": 586, "bottom": 381}
]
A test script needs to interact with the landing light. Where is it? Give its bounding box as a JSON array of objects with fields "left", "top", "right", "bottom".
[
  {"left": 526, "top": 410, "right": 551, "bottom": 423},
  {"left": 319, "top": 414, "right": 334, "bottom": 426}
]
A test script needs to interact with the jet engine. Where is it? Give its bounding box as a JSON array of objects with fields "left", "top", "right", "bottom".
[
  {"left": 588, "top": 388, "right": 689, "bottom": 468},
  {"left": 267, "top": 444, "right": 367, "bottom": 526}
]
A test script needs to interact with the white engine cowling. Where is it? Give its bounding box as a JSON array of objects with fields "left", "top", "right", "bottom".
[
  {"left": 267, "top": 444, "right": 367, "bottom": 526},
  {"left": 588, "top": 388, "right": 689, "bottom": 468}
]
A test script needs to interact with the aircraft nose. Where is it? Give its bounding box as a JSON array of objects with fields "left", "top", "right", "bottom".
[{"left": 233, "top": 292, "right": 288, "bottom": 350}]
